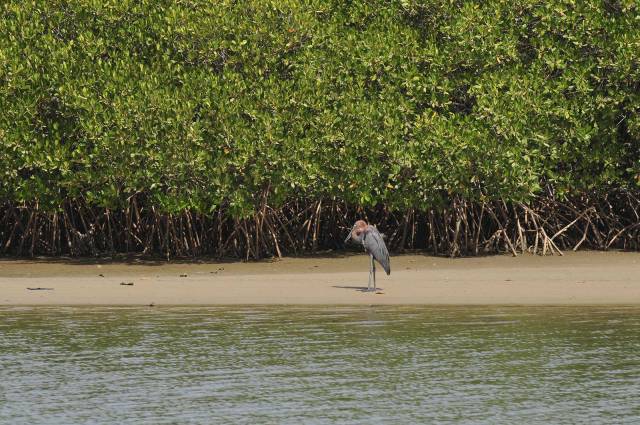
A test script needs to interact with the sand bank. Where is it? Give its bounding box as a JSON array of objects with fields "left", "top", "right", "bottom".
[{"left": 0, "top": 251, "right": 638, "bottom": 305}]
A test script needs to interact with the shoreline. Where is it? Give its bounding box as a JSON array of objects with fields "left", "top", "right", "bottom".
[{"left": 1, "top": 251, "right": 638, "bottom": 306}]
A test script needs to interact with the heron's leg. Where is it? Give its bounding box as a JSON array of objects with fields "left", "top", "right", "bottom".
[
  {"left": 367, "top": 256, "right": 372, "bottom": 291},
  {"left": 372, "top": 256, "right": 376, "bottom": 292}
]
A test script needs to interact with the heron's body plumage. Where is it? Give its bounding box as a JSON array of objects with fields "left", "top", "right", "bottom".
[{"left": 361, "top": 226, "right": 390, "bottom": 275}]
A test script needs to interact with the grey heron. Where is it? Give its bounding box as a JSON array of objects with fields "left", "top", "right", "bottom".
[{"left": 344, "top": 220, "right": 391, "bottom": 292}]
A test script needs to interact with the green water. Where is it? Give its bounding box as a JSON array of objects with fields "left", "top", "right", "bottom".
[{"left": 1, "top": 306, "right": 639, "bottom": 424}]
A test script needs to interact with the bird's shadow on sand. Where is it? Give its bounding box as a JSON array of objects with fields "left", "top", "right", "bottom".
[{"left": 332, "top": 285, "right": 384, "bottom": 293}]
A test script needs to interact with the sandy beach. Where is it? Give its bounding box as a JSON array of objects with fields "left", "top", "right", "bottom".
[{"left": 0, "top": 251, "right": 638, "bottom": 305}]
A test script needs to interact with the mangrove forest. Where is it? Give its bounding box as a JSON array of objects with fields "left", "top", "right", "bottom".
[{"left": 1, "top": 0, "right": 639, "bottom": 258}]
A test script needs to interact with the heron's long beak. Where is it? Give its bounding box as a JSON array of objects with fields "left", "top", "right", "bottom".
[{"left": 344, "top": 225, "right": 355, "bottom": 244}]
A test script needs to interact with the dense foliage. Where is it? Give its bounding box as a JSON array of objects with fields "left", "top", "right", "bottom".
[{"left": 0, "top": 0, "right": 639, "bottom": 257}]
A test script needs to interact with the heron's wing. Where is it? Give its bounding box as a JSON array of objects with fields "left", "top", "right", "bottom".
[{"left": 363, "top": 226, "right": 391, "bottom": 275}]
